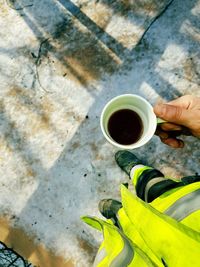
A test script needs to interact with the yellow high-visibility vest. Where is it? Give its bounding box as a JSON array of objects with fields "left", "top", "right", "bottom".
[{"left": 82, "top": 182, "right": 200, "bottom": 267}]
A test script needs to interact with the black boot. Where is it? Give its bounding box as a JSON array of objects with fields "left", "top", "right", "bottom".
[
  {"left": 98, "top": 199, "right": 122, "bottom": 227},
  {"left": 115, "top": 150, "right": 143, "bottom": 177}
]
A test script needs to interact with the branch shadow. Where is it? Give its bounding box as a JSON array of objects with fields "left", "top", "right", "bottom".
[
  {"left": 8, "top": 0, "right": 123, "bottom": 88},
  {"left": 99, "top": 0, "right": 172, "bottom": 19}
]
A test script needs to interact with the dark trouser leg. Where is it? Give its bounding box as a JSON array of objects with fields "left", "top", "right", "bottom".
[{"left": 130, "top": 165, "right": 187, "bottom": 203}]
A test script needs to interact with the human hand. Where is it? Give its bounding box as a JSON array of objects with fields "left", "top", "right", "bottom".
[{"left": 154, "top": 95, "right": 200, "bottom": 148}]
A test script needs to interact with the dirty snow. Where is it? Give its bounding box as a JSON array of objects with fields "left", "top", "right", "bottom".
[{"left": 0, "top": 0, "right": 200, "bottom": 266}]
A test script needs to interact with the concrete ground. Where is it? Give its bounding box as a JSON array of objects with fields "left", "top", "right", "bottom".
[{"left": 0, "top": 0, "right": 200, "bottom": 266}]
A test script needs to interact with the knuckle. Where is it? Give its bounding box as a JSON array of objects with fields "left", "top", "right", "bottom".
[
  {"left": 160, "top": 104, "right": 168, "bottom": 118},
  {"left": 161, "top": 123, "right": 175, "bottom": 131},
  {"left": 174, "top": 106, "right": 182, "bottom": 120},
  {"left": 165, "top": 105, "right": 182, "bottom": 121}
]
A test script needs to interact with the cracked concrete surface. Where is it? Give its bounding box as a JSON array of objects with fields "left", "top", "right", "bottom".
[{"left": 0, "top": 0, "right": 200, "bottom": 266}]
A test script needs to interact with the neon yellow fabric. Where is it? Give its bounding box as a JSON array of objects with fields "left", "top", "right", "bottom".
[
  {"left": 117, "top": 208, "right": 163, "bottom": 267},
  {"left": 181, "top": 210, "right": 200, "bottom": 232},
  {"left": 151, "top": 182, "right": 200, "bottom": 212},
  {"left": 94, "top": 244, "right": 107, "bottom": 267},
  {"left": 121, "top": 185, "right": 200, "bottom": 267},
  {"left": 82, "top": 217, "right": 125, "bottom": 266},
  {"left": 150, "top": 182, "right": 200, "bottom": 232},
  {"left": 131, "top": 166, "right": 152, "bottom": 186},
  {"left": 83, "top": 168, "right": 200, "bottom": 266},
  {"left": 132, "top": 165, "right": 200, "bottom": 233},
  {"left": 82, "top": 216, "right": 156, "bottom": 266}
]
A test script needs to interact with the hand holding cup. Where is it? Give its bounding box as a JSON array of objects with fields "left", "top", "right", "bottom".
[{"left": 154, "top": 95, "right": 200, "bottom": 148}]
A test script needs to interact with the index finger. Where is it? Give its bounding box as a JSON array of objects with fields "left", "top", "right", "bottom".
[
  {"left": 167, "top": 95, "right": 193, "bottom": 109},
  {"left": 160, "top": 123, "right": 182, "bottom": 131}
]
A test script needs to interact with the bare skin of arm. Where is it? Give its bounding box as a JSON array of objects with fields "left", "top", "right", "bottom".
[{"left": 154, "top": 95, "right": 200, "bottom": 148}]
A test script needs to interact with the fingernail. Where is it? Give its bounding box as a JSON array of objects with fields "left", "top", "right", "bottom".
[
  {"left": 170, "top": 143, "right": 179, "bottom": 148},
  {"left": 173, "top": 126, "right": 182, "bottom": 131},
  {"left": 154, "top": 104, "right": 166, "bottom": 117},
  {"left": 160, "top": 132, "right": 169, "bottom": 139},
  {"left": 164, "top": 139, "right": 179, "bottom": 148}
]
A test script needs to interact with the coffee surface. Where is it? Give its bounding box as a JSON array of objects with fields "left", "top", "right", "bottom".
[{"left": 108, "top": 109, "right": 143, "bottom": 145}]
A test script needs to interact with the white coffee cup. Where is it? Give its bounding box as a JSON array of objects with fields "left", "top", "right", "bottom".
[{"left": 100, "top": 94, "right": 162, "bottom": 150}]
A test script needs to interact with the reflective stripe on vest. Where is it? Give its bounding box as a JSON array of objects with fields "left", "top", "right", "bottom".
[
  {"left": 82, "top": 216, "right": 134, "bottom": 267},
  {"left": 144, "top": 177, "right": 167, "bottom": 202},
  {"left": 121, "top": 185, "right": 200, "bottom": 267},
  {"left": 117, "top": 208, "right": 163, "bottom": 267},
  {"left": 93, "top": 248, "right": 107, "bottom": 267},
  {"left": 164, "top": 188, "right": 200, "bottom": 221},
  {"left": 151, "top": 182, "right": 200, "bottom": 212},
  {"left": 110, "top": 232, "right": 134, "bottom": 267}
]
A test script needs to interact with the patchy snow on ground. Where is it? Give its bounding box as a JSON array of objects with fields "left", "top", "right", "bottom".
[{"left": 0, "top": 0, "right": 200, "bottom": 266}]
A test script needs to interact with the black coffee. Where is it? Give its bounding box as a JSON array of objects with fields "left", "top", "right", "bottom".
[{"left": 108, "top": 109, "right": 143, "bottom": 145}]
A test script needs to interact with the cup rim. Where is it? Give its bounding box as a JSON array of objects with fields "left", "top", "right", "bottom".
[{"left": 100, "top": 94, "right": 157, "bottom": 149}]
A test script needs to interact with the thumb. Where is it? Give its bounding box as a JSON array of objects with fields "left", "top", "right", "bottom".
[{"left": 154, "top": 104, "right": 193, "bottom": 127}]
